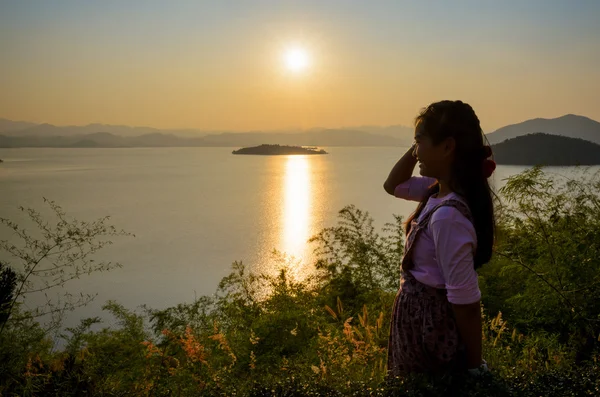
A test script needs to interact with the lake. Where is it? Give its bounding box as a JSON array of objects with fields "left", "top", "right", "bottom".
[{"left": 0, "top": 147, "right": 594, "bottom": 335}]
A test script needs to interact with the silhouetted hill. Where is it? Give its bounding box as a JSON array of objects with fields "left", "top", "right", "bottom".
[
  {"left": 487, "top": 114, "right": 600, "bottom": 145},
  {"left": 491, "top": 133, "right": 600, "bottom": 165}
]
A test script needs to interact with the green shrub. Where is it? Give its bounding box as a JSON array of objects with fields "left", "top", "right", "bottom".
[{"left": 1, "top": 168, "right": 599, "bottom": 396}]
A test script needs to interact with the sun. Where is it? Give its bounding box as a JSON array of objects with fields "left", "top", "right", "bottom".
[{"left": 284, "top": 47, "right": 310, "bottom": 73}]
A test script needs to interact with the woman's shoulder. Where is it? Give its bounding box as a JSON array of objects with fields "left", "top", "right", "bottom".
[
  {"left": 429, "top": 194, "right": 473, "bottom": 227},
  {"left": 429, "top": 203, "right": 477, "bottom": 245}
]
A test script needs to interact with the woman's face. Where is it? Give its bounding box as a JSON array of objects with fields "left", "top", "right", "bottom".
[{"left": 413, "top": 123, "right": 454, "bottom": 179}]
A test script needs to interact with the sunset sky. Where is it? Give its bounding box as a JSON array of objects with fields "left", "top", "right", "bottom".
[{"left": 1, "top": 1, "right": 599, "bottom": 132}]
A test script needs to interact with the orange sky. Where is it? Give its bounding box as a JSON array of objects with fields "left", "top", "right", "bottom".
[{"left": 1, "top": 2, "right": 599, "bottom": 132}]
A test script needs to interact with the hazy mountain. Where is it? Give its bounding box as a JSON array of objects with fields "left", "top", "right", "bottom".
[
  {"left": 0, "top": 118, "right": 38, "bottom": 133},
  {"left": 0, "top": 129, "right": 403, "bottom": 148},
  {"left": 4, "top": 115, "right": 600, "bottom": 146},
  {"left": 0, "top": 132, "right": 210, "bottom": 148},
  {"left": 0, "top": 118, "right": 414, "bottom": 144},
  {"left": 491, "top": 133, "right": 600, "bottom": 165},
  {"left": 2, "top": 122, "right": 206, "bottom": 138},
  {"left": 201, "top": 129, "right": 403, "bottom": 147},
  {"left": 486, "top": 114, "right": 600, "bottom": 145},
  {"left": 352, "top": 124, "right": 414, "bottom": 141},
  {"left": 0, "top": 118, "right": 406, "bottom": 147}
]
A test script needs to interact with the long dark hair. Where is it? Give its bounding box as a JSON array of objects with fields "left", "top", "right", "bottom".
[{"left": 405, "top": 100, "right": 495, "bottom": 269}]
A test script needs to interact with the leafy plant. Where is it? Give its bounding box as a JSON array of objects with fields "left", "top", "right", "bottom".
[
  {"left": 0, "top": 198, "right": 132, "bottom": 338},
  {"left": 2, "top": 168, "right": 600, "bottom": 395}
]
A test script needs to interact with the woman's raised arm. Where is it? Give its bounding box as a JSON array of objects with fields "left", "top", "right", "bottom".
[{"left": 383, "top": 144, "right": 417, "bottom": 195}]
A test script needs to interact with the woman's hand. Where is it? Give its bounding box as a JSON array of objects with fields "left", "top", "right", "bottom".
[
  {"left": 383, "top": 144, "right": 419, "bottom": 195},
  {"left": 451, "top": 301, "right": 483, "bottom": 370},
  {"left": 467, "top": 359, "right": 489, "bottom": 377}
]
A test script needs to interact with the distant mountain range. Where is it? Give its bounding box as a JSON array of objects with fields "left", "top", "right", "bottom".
[
  {"left": 486, "top": 114, "right": 600, "bottom": 145},
  {"left": 0, "top": 119, "right": 38, "bottom": 132},
  {"left": 200, "top": 129, "right": 406, "bottom": 147},
  {"left": 0, "top": 114, "right": 598, "bottom": 148},
  {"left": 346, "top": 124, "right": 414, "bottom": 138},
  {"left": 0, "top": 128, "right": 407, "bottom": 148},
  {"left": 0, "top": 118, "right": 415, "bottom": 139},
  {"left": 0, "top": 132, "right": 209, "bottom": 148},
  {"left": 491, "top": 133, "right": 600, "bottom": 165},
  {"left": 0, "top": 120, "right": 205, "bottom": 138},
  {"left": 0, "top": 118, "right": 414, "bottom": 147}
]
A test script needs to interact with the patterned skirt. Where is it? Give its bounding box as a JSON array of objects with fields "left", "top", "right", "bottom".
[{"left": 386, "top": 271, "right": 466, "bottom": 378}]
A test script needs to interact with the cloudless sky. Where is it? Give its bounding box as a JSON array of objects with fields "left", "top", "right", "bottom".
[{"left": 1, "top": 0, "right": 599, "bottom": 132}]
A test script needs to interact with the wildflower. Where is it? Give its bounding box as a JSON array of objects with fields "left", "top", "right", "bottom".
[
  {"left": 181, "top": 325, "right": 208, "bottom": 364},
  {"left": 141, "top": 340, "right": 161, "bottom": 359},
  {"left": 209, "top": 326, "right": 237, "bottom": 367},
  {"left": 281, "top": 356, "right": 289, "bottom": 371},
  {"left": 249, "top": 330, "right": 260, "bottom": 345}
]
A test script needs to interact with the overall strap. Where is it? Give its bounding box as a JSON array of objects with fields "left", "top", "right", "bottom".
[
  {"left": 417, "top": 198, "right": 473, "bottom": 228},
  {"left": 401, "top": 198, "right": 473, "bottom": 272}
]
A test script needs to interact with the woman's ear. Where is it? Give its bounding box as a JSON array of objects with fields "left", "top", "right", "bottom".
[{"left": 443, "top": 137, "right": 456, "bottom": 157}]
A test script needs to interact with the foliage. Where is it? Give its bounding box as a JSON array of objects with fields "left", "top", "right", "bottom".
[
  {"left": 0, "top": 262, "right": 17, "bottom": 328},
  {"left": 1, "top": 168, "right": 600, "bottom": 395},
  {"left": 0, "top": 198, "right": 132, "bottom": 337},
  {"left": 479, "top": 166, "right": 600, "bottom": 362}
]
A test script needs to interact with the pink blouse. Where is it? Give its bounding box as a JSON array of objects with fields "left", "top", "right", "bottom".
[{"left": 394, "top": 177, "right": 481, "bottom": 305}]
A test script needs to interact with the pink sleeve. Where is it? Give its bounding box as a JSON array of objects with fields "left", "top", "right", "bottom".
[
  {"left": 394, "top": 177, "right": 437, "bottom": 202},
  {"left": 430, "top": 207, "right": 481, "bottom": 305}
]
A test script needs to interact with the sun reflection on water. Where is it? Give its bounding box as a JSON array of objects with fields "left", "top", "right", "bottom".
[{"left": 281, "top": 156, "right": 311, "bottom": 273}]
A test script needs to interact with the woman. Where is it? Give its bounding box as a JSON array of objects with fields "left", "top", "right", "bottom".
[{"left": 383, "top": 100, "right": 496, "bottom": 377}]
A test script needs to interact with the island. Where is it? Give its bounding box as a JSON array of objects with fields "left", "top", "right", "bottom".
[
  {"left": 232, "top": 144, "right": 328, "bottom": 155},
  {"left": 491, "top": 133, "right": 600, "bottom": 165}
]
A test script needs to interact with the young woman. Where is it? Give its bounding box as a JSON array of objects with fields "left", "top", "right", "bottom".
[{"left": 383, "top": 100, "right": 496, "bottom": 377}]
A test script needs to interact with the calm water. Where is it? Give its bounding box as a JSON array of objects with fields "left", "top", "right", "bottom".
[{"left": 0, "top": 147, "right": 592, "bottom": 333}]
